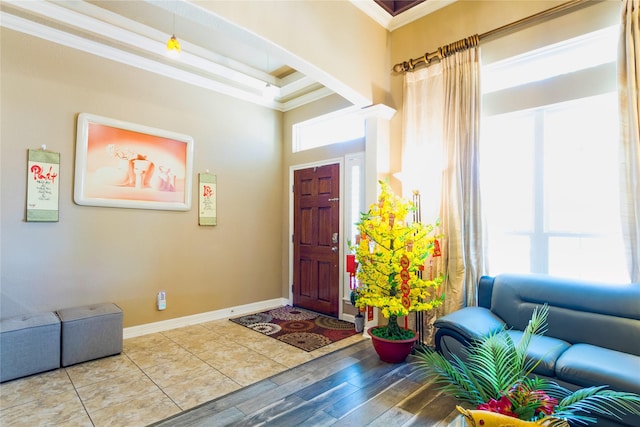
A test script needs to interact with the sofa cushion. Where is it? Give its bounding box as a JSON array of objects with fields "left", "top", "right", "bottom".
[
  {"left": 505, "top": 330, "right": 571, "bottom": 377},
  {"left": 489, "top": 274, "right": 640, "bottom": 356},
  {"left": 555, "top": 343, "right": 640, "bottom": 394}
]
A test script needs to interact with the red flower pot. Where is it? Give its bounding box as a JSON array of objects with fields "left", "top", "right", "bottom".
[{"left": 368, "top": 326, "right": 418, "bottom": 363}]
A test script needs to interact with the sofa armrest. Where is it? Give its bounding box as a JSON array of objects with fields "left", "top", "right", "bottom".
[{"left": 434, "top": 307, "right": 506, "bottom": 356}]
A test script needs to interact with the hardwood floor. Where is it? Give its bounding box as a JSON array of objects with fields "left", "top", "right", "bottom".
[{"left": 151, "top": 340, "right": 460, "bottom": 427}]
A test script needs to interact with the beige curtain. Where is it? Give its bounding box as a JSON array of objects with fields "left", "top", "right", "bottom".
[
  {"left": 619, "top": 0, "right": 640, "bottom": 282},
  {"left": 440, "top": 48, "right": 487, "bottom": 310},
  {"left": 401, "top": 46, "right": 487, "bottom": 344}
]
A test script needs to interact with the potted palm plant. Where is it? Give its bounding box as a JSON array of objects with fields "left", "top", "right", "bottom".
[
  {"left": 412, "top": 305, "right": 640, "bottom": 426},
  {"left": 353, "top": 180, "right": 444, "bottom": 363}
]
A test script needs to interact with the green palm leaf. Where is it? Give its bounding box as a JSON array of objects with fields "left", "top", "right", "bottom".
[
  {"left": 468, "top": 331, "right": 520, "bottom": 394},
  {"left": 412, "top": 304, "right": 640, "bottom": 423},
  {"left": 552, "top": 386, "right": 640, "bottom": 424},
  {"left": 412, "top": 346, "right": 484, "bottom": 404},
  {"left": 516, "top": 305, "right": 549, "bottom": 372}
]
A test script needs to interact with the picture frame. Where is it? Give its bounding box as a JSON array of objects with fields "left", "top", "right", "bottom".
[{"left": 74, "top": 113, "right": 194, "bottom": 211}]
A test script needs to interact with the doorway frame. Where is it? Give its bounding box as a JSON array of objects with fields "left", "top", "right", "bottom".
[{"left": 288, "top": 157, "right": 345, "bottom": 320}]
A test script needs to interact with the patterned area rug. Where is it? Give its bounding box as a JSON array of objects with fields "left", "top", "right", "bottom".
[{"left": 230, "top": 306, "right": 358, "bottom": 352}]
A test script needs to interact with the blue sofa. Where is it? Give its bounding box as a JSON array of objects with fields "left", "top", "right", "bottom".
[{"left": 433, "top": 273, "right": 640, "bottom": 427}]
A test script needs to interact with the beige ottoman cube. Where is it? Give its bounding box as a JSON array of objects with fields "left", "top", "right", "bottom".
[{"left": 57, "top": 303, "right": 123, "bottom": 367}]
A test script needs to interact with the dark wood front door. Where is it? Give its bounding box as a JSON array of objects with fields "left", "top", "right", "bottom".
[{"left": 293, "top": 164, "right": 340, "bottom": 317}]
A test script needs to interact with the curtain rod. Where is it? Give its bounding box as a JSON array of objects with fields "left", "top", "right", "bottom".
[{"left": 392, "top": 0, "right": 594, "bottom": 72}]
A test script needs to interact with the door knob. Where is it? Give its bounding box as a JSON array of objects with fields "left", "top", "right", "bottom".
[{"left": 331, "top": 246, "right": 338, "bottom": 252}]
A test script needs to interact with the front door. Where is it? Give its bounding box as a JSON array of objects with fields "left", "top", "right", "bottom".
[{"left": 293, "top": 164, "right": 340, "bottom": 317}]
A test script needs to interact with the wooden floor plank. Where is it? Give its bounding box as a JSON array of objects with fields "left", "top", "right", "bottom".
[
  {"left": 234, "top": 355, "right": 363, "bottom": 415},
  {"left": 292, "top": 357, "right": 377, "bottom": 401},
  {"left": 408, "top": 393, "right": 459, "bottom": 425},
  {"left": 265, "top": 382, "right": 359, "bottom": 425},
  {"left": 207, "top": 379, "right": 280, "bottom": 411},
  {"left": 232, "top": 394, "right": 308, "bottom": 426},
  {"left": 153, "top": 405, "right": 245, "bottom": 427},
  {"left": 334, "top": 375, "right": 424, "bottom": 425},
  {"left": 367, "top": 406, "right": 416, "bottom": 427},
  {"left": 272, "top": 409, "right": 338, "bottom": 427},
  {"left": 270, "top": 341, "right": 368, "bottom": 385},
  {"left": 344, "top": 356, "right": 406, "bottom": 388},
  {"left": 151, "top": 340, "right": 458, "bottom": 427},
  {"left": 398, "top": 378, "right": 442, "bottom": 413},
  {"left": 324, "top": 368, "right": 417, "bottom": 419}
]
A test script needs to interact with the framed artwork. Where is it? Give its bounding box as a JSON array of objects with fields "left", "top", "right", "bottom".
[
  {"left": 199, "top": 173, "right": 217, "bottom": 225},
  {"left": 74, "top": 113, "right": 194, "bottom": 211},
  {"left": 26, "top": 148, "right": 60, "bottom": 222}
]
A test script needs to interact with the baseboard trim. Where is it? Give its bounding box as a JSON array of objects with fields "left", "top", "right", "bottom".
[{"left": 123, "top": 298, "right": 289, "bottom": 339}]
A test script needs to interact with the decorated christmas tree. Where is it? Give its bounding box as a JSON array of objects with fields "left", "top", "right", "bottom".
[{"left": 353, "top": 180, "right": 444, "bottom": 340}]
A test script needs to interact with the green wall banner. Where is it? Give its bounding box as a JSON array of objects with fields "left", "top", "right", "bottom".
[
  {"left": 199, "top": 173, "right": 217, "bottom": 225},
  {"left": 27, "top": 149, "right": 60, "bottom": 222}
]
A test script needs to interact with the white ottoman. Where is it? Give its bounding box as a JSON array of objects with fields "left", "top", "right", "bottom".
[{"left": 57, "top": 303, "right": 123, "bottom": 367}]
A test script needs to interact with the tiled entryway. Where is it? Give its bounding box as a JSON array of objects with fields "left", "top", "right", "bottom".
[{"left": 0, "top": 318, "right": 364, "bottom": 426}]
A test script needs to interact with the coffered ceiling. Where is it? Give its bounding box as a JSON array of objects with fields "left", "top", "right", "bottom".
[
  {"left": 0, "top": 1, "right": 453, "bottom": 112},
  {"left": 373, "top": 0, "right": 426, "bottom": 17}
]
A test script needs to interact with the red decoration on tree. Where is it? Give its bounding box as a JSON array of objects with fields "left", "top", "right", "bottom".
[
  {"left": 400, "top": 270, "right": 411, "bottom": 283},
  {"left": 399, "top": 254, "right": 411, "bottom": 309},
  {"left": 433, "top": 239, "right": 441, "bottom": 257},
  {"left": 401, "top": 282, "right": 411, "bottom": 296},
  {"left": 346, "top": 254, "right": 356, "bottom": 273},
  {"left": 346, "top": 254, "right": 358, "bottom": 290},
  {"left": 400, "top": 255, "right": 410, "bottom": 268},
  {"left": 402, "top": 295, "right": 411, "bottom": 309}
]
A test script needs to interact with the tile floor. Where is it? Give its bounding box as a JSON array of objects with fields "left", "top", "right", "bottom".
[{"left": 0, "top": 318, "right": 365, "bottom": 427}]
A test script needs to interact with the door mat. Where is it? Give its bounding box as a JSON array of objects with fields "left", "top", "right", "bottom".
[{"left": 230, "top": 305, "right": 359, "bottom": 352}]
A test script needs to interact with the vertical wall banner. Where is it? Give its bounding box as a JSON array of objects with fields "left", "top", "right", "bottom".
[
  {"left": 26, "top": 148, "right": 60, "bottom": 222},
  {"left": 199, "top": 173, "right": 217, "bottom": 225}
]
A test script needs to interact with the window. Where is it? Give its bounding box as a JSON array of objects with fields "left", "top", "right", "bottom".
[
  {"left": 480, "top": 25, "right": 629, "bottom": 283},
  {"left": 343, "top": 152, "right": 365, "bottom": 300},
  {"left": 292, "top": 107, "right": 365, "bottom": 153}
]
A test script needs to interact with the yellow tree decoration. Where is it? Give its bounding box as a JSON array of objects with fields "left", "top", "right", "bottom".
[{"left": 354, "top": 180, "right": 444, "bottom": 340}]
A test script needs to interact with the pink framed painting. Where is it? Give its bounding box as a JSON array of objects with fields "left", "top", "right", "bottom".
[{"left": 74, "top": 113, "right": 194, "bottom": 211}]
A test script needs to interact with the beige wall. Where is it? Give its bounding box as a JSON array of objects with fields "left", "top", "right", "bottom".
[
  {"left": 1, "top": 1, "right": 620, "bottom": 329},
  {"left": 1, "top": 0, "right": 387, "bottom": 329},
  {"left": 199, "top": 0, "right": 390, "bottom": 107},
  {"left": 0, "top": 29, "right": 283, "bottom": 327}
]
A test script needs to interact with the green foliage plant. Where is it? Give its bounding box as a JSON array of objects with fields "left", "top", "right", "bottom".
[{"left": 413, "top": 305, "right": 640, "bottom": 425}]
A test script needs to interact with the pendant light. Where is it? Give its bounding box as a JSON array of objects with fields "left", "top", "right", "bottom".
[
  {"left": 166, "top": 14, "right": 181, "bottom": 58},
  {"left": 263, "top": 82, "right": 278, "bottom": 100},
  {"left": 167, "top": 35, "right": 181, "bottom": 58},
  {"left": 263, "top": 52, "right": 277, "bottom": 100}
]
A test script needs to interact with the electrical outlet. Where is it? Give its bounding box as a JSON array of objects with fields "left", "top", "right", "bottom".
[{"left": 157, "top": 291, "right": 166, "bottom": 310}]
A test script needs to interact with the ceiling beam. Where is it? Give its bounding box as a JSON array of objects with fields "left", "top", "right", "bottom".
[{"left": 1, "top": 0, "right": 341, "bottom": 111}]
